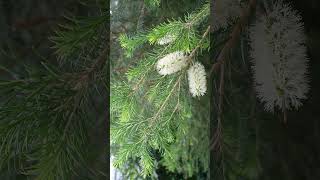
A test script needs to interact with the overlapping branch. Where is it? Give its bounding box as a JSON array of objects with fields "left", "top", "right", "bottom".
[{"left": 210, "top": 0, "right": 257, "bottom": 151}]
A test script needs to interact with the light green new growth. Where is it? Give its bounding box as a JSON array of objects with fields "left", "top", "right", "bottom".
[{"left": 111, "top": 1, "right": 210, "bottom": 177}]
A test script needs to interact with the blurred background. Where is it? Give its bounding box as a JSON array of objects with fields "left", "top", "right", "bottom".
[{"left": 0, "top": 0, "right": 107, "bottom": 179}]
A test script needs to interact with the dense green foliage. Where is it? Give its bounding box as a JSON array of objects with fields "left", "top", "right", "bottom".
[
  {"left": 111, "top": 0, "right": 210, "bottom": 178},
  {"left": 0, "top": 1, "right": 108, "bottom": 179}
]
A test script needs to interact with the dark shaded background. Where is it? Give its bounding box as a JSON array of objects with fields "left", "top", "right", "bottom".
[
  {"left": 0, "top": 1, "right": 108, "bottom": 179},
  {"left": 209, "top": 0, "right": 320, "bottom": 180},
  {"left": 252, "top": 0, "right": 320, "bottom": 179}
]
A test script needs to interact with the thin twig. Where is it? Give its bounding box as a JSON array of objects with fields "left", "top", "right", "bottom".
[
  {"left": 0, "top": 65, "right": 17, "bottom": 80},
  {"left": 150, "top": 75, "right": 182, "bottom": 125},
  {"left": 187, "top": 25, "right": 211, "bottom": 63},
  {"left": 137, "top": 1, "right": 146, "bottom": 31},
  {"left": 71, "top": 44, "right": 108, "bottom": 90},
  {"left": 210, "top": 0, "right": 257, "bottom": 150},
  {"left": 211, "top": 63, "right": 225, "bottom": 151},
  {"left": 89, "top": 45, "right": 109, "bottom": 74},
  {"left": 210, "top": 0, "right": 257, "bottom": 75}
]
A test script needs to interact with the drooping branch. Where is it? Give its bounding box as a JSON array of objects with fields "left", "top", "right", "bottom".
[
  {"left": 210, "top": 0, "right": 257, "bottom": 150},
  {"left": 150, "top": 25, "right": 210, "bottom": 125},
  {"left": 210, "top": 0, "right": 257, "bottom": 75}
]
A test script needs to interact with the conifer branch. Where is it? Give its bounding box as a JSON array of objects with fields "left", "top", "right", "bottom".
[
  {"left": 187, "top": 25, "right": 211, "bottom": 62},
  {"left": 129, "top": 24, "right": 209, "bottom": 95},
  {"left": 129, "top": 46, "right": 171, "bottom": 94},
  {"left": 150, "top": 75, "right": 182, "bottom": 125},
  {"left": 111, "top": 2, "right": 210, "bottom": 177},
  {"left": 150, "top": 25, "right": 210, "bottom": 124}
]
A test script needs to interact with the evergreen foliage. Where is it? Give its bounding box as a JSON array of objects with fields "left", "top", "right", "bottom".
[
  {"left": 0, "top": 0, "right": 312, "bottom": 179},
  {"left": 111, "top": 0, "right": 210, "bottom": 178},
  {"left": 0, "top": 1, "right": 108, "bottom": 179},
  {"left": 51, "top": 15, "right": 108, "bottom": 61}
]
